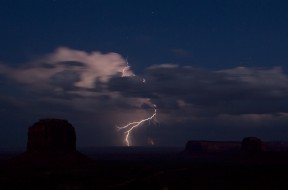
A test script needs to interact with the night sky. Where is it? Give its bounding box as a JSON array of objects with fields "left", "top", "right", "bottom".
[{"left": 1, "top": 0, "right": 288, "bottom": 149}]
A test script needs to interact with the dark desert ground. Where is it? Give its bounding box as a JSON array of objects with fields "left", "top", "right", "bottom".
[{"left": 1, "top": 119, "right": 288, "bottom": 190}]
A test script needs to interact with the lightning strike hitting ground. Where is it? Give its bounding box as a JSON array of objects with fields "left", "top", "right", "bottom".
[
  {"left": 117, "top": 104, "right": 157, "bottom": 146},
  {"left": 118, "top": 60, "right": 158, "bottom": 146}
]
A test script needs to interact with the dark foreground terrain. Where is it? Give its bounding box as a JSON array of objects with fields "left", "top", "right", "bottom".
[{"left": 1, "top": 147, "right": 288, "bottom": 190}]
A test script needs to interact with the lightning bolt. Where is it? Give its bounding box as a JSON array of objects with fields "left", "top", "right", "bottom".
[
  {"left": 121, "top": 58, "right": 135, "bottom": 77},
  {"left": 118, "top": 59, "right": 158, "bottom": 146},
  {"left": 117, "top": 104, "right": 157, "bottom": 146}
]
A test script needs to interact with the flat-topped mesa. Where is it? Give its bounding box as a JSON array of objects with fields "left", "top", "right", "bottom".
[
  {"left": 27, "top": 119, "right": 76, "bottom": 152},
  {"left": 185, "top": 140, "right": 241, "bottom": 153}
]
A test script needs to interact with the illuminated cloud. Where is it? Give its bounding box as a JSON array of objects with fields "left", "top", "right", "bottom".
[
  {"left": 0, "top": 47, "right": 134, "bottom": 90},
  {"left": 1, "top": 49, "right": 288, "bottom": 146},
  {"left": 0, "top": 47, "right": 155, "bottom": 146}
]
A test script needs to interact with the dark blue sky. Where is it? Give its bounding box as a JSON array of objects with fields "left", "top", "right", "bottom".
[
  {"left": 1, "top": 0, "right": 288, "bottom": 148},
  {"left": 1, "top": 0, "right": 288, "bottom": 69}
]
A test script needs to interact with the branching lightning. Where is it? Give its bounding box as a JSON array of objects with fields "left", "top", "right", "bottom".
[
  {"left": 117, "top": 104, "right": 157, "bottom": 146},
  {"left": 117, "top": 59, "right": 158, "bottom": 146}
]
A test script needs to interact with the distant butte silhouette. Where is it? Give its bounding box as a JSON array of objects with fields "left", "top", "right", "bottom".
[
  {"left": 27, "top": 119, "right": 76, "bottom": 152},
  {"left": 241, "top": 137, "right": 263, "bottom": 153},
  {"left": 11, "top": 118, "right": 91, "bottom": 167},
  {"left": 185, "top": 141, "right": 208, "bottom": 153}
]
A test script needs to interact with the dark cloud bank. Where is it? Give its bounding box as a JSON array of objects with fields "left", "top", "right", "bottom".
[{"left": 1, "top": 48, "right": 288, "bottom": 148}]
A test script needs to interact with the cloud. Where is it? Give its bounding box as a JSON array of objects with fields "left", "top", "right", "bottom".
[
  {"left": 1, "top": 47, "right": 134, "bottom": 90},
  {"left": 1, "top": 48, "right": 288, "bottom": 147},
  {"left": 0, "top": 47, "right": 155, "bottom": 146},
  {"left": 217, "top": 66, "right": 288, "bottom": 90},
  {"left": 109, "top": 64, "right": 288, "bottom": 123}
]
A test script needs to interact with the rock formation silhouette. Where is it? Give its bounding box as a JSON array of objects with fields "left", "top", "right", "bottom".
[
  {"left": 11, "top": 119, "right": 91, "bottom": 167},
  {"left": 27, "top": 119, "right": 76, "bottom": 152},
  {"left": 185, "top": 141, "right": 208, "bottom": 153},
  {"left": 241, "top": 137, "right": 263, "bottom": 153},
  {"left": 185, "top": 140, "right": 240, "bottom": 153}
]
